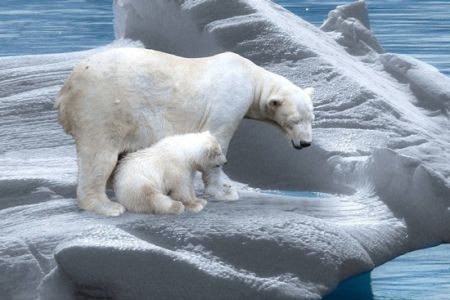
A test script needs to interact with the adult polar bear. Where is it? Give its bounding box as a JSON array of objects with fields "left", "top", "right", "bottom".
[{"left": 56, "top": 48, "right": 314, "bottom": 216}]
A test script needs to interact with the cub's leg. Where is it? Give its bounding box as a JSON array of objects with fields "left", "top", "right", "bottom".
[
  {"left": 149, "top": 192, "right": 185, "bottom": 215},
  {"left": 76, "top": 143, "right": 126, "bottom": 216},
  {"left": 170, "top": 178, "right": 207, "bottom": 213},
  {"left": 202, "top": 167, "right": 239, "bottom": 201},
  {"left": 125, "top": 184, "right": 184, "bottom": 215}
]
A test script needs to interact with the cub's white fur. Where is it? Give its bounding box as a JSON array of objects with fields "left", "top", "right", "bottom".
[
  {"left": 113, "top": 132, "right": 226, "bottom": 214},
  {"left": 56, "top": 48, "right": 314, "bottom": 216}
]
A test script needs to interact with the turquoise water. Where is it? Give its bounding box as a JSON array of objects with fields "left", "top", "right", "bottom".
[
  {"left": 325, "top": 244, "right": 450, "bottom": 300},
  {"left": 263, "top": 190, "right": 331, "bottom": 198}
]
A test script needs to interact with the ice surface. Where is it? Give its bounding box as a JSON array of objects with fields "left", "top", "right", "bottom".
[
  {"left": 0, "top": 238, "right": 44, "bottom": 299},
  {"left": 380, "top": 53, "right": 450, "bottom": 112},
  {"left": 0, "top": 0, "right": 449, "bottom": 299}
]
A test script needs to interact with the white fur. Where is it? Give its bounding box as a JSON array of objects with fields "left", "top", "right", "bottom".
[
  {"left": 56, "top": 48, "right": 314, "bottom": 216},
  {"left": 113, "top": 132, "right": 226, "bottom": 214}
]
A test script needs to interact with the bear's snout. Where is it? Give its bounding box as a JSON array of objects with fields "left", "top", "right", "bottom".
[{"left": 291, "top": 140, "right": 311, "bottom": 150}]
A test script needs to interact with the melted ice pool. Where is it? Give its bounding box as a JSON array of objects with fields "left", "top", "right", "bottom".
[
  {"left": 325, "top": 244, "right": 450, "bottom": 300},
  {"left": 263, "top": 190, "right": 332, "bottom": 198}
]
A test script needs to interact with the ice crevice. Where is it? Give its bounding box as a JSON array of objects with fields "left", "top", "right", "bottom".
[
  {"left": 0, "top": 0, "right": 449, "bottom": 299},
  {"left": 0, "top": 237, "right": 45, "bottom": 299}
]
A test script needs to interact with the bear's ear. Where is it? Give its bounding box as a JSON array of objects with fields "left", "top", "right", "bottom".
[{"left": 304, "top": 87, "right": 314, "bottom": 97}]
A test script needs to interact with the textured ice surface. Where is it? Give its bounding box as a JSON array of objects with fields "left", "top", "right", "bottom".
[{"left": 0, "top": 0, "right": 449, "bottom": 299}]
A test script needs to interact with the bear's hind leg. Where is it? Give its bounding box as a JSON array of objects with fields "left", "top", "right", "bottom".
[{"left": 76, "top": 145, "right": 126, "bottom": 216}]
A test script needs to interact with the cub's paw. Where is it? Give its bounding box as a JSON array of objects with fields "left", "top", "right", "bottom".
[
  {"left": 169, "top": 201, "right": 185, "bottom": 215},
  {"left": 185, "top": 199, "right": 207, "bottom": 213},
  {"left": 92, "top": 201, "right": 126, "bottom": 217}
]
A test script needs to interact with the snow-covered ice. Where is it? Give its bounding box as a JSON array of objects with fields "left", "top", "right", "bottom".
[{"left": 0, "top": 0, "right": 449, "bottom": 299}]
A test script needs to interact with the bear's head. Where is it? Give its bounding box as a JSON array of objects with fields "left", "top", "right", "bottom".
[
  {"left": 266, "top": 85, "right": 314, "bottom": 150},
  {"left": 197, "top": 131, "right": 227, "bottom": 171}
]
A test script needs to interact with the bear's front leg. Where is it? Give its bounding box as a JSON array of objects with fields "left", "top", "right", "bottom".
[
  {"left": 170, "top": 180, "right": 207, "bottom": 213},
  {"left": 202, "top": 167, "right": 239, "bottom": 201}
]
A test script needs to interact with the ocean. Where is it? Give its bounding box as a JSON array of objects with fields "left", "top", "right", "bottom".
[{"left": 1, "top": 0, "right": 449, "bottom": 75}]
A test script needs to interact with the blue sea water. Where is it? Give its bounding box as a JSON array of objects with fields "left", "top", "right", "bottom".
[
  {"left": 1, "top": 0, "right": 449, "bottom": 299},
  {"left": 0, "top": 0, "right": 113, "bottom": 55},
  {"left": 1, "top": 0, "right": 449, "bottom": 75},
  {"left": 277, "top": 0, "right": 450, "bottom": 75}
]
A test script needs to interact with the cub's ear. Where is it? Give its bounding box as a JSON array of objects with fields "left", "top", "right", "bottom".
[
  {"left": 206, "top": 142, "right": 219, "bottom": 158},
  {"left": 304, "top": 87, "right": 314, "bottom": 97},
  {"left": 201, "top": 130, "right": 213, "bottom": 139}
]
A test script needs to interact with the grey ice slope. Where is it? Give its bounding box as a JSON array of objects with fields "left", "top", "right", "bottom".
[{"left": 0, "top": 0, "right": 449, "bottom": 299}]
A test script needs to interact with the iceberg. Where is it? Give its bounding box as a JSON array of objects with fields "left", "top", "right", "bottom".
[{"left": 0, "top": 0, "right": 448, "bottom": 299}]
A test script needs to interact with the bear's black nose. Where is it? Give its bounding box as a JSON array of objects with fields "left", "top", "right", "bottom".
[{"left": 300, "top": 142, "right": 311, "bottom": 148}]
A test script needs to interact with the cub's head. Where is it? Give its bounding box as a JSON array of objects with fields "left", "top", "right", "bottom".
[
  {"left": 197, "top": 131, "right": 227, "bottom": 171},
  {"left": 266, "top": 85, "right": 314, "bottom": 150}
]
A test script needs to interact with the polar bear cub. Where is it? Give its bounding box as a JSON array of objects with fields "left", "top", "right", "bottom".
[{"left": 113, "top": 132, "right": 227, "bottom": 215}]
